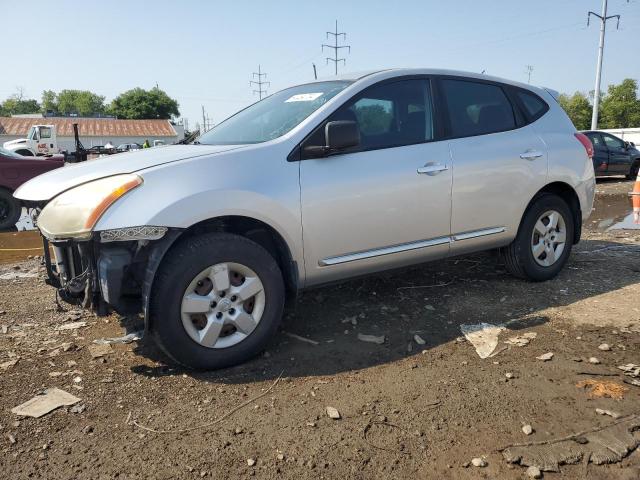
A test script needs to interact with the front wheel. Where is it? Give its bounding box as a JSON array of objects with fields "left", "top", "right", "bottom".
[
  {"left": 0, "top": 189, "right": 21, "bottom": 231},
  {"left": 501, "top": 194, "right": 574, "bottom": 282},
  {"left": 627, "top": 162, "right": 639, "bottom": 180},
  {"left": 150, "top": 232, "right": 285, "bottom": 369}
]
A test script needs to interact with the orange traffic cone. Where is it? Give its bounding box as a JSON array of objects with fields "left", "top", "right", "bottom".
[{"left": 631, "top": 170, "right": 640, "bottom": 224}]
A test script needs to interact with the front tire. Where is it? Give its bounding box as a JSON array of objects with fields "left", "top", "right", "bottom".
[
  {"left": 150, "top": 232, "right": 285, "bottom": 369},
  {"left": 501, "top": 194, "right": 574, "bottom": 282},
  {"left": 627, "top": 161, "right": 639, "bottom": 180},
  {"left": 0, "top": 189, "right": 21, "bottom": 231}
]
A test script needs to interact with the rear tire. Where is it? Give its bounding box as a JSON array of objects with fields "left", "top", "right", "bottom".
[
  {"left": 150, "top": 232, "right": 285, "bottom": 370},
  {"left": 501, "top": 193, "right": 574, "bottom": 282},
  {"left": 0, "top": 189, "right": 21, "bottom": 231}
]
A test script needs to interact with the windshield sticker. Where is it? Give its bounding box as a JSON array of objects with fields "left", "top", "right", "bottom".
[{"left": 285, "top": 93, "right": 323, "bottom": 103}]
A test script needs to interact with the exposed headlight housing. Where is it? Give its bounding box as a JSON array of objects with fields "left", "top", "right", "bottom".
[{"left": 38, "top": 174, "right": 143, "bottom": 240}]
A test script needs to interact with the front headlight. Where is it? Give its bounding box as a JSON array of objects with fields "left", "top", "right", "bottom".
[{"left": 38, "top": 174, "right": 143, "bottom": 240}]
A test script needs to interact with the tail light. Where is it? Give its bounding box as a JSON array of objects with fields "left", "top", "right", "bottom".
[{"left": 574, "top": 133, "right": 594, "bottom": 159}]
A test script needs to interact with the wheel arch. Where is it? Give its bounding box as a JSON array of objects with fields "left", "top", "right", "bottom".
[
  {"left": 142, "top": 215, "right": 300, "bottom": 333},
  {"left": 177, "top": 215, "right": 299, "bottom": 294},
  {"left": 524, "top": 181, "right": 582, "bottom": 244}
]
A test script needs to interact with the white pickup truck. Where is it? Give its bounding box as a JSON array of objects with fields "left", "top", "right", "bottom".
[{"left": 3, "top": 125, "right": 60, "bottom": 156}]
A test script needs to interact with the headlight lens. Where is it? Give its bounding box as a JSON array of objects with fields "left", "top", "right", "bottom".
[{"left": 38, "top": 174, "right": 143, "bottom": 240}]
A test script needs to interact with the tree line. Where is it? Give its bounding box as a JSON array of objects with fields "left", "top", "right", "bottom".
[
  {"left": 558, "top": 78, "right": 640, "bottom": 131},
  {"left": 0, "top": 87, "right": 180, "bottom": 120}
]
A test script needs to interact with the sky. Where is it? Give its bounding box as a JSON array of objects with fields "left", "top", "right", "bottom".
[{"left": 2, "top": 0, "right": 639, "bottom": 130}]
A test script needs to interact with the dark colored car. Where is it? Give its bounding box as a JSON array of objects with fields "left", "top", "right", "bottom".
[
  {"left": 0, "top": 147, "right": 64, "bottom": 230},
  {"left": 582, "top": 131, "right": 640, "bottom": 179}
]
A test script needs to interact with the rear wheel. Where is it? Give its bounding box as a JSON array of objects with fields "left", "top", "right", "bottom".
[
  {"left": 501, "top": 194, "right": 574, "bottom": 281},
  {"left": 0, "top": 189, "right": 21, "bottom": 231},
  {"left": 150, "top": 232, "right": 285, "bottom": 369}
]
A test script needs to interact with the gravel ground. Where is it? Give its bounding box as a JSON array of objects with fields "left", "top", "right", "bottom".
[{"left": 0, "top": 178, "right": 639, "bottom": 479}]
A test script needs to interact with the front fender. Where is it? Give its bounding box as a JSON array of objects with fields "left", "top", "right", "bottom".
[{"left": 94, "top": 152, "right": 304, "bottom": 281}]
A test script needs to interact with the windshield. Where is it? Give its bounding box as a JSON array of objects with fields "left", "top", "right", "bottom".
[
  {"left": 198, "top": 81, "right": 351, "bottom": 145},
  {"left": 0, "top": 147, "right": 28, "bottom": 159}
]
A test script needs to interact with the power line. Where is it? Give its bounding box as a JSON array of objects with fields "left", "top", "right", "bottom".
[
  {"left": 525, "top": 65, "right": 534, "bottom": 84},
  {"left": 250, "top": 65, "right": 270, "bottom": 100},
  {"left": 588, "top": 0, "right": 627, "bottom": 130},
  {"left": 322, "top": 20, "right": 350, "bottom": 75}
]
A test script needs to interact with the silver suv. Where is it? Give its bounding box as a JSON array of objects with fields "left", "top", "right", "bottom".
[{"left": 16, "top": 69, "right": 595, "bottom": 369}]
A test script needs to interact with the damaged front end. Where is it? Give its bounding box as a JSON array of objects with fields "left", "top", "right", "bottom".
[{"left": 43, "top": 226, "right": 180, "bottom": 318}]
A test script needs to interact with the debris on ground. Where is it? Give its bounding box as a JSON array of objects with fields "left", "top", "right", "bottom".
[
  {"left": 325, "top": 406, "right": 341, "bottom": 419},
  {"left": 70, "top": 404, "right": 86, "bottom": 414},
  {"left": 536, "top": 352, "right": 554, "bottom": 361},
  {"left": 247, "top": 458, "right": 256, "bottom": 467},
  {"left": 526, "top": 465, "right": 543, "bottom": 478},
  {"left": 502, "top": 415, "right": 640, "bottom": 471},
  {"left": 93, "top": 330, "right": 143, "bottom": 345},
  {"left": 1, "top": 358, "right": 19, "bottom": 370},
  {"left": 522, "top": 424, "right": 533, "bottom": 435},
  {"left": 589, "top": 357, "right": 601, "bottom": 364},
  {"left": 0, "top": 270, "right": 38, "bottom": 280},
  {"left": 55, "top": 321, "right": 88, "bottom": 331},
  {"left": 413, "top": 334, "right": 426, "bottom": 345},
  {"left": 11, "top": 388, "right": 81, "bottom": 418},
  {"left": 282, "top": 331, "right": 319, "bottom": 346},
  {"left": 618, "top": 364, "right": 640, "bottom": 378},
  {"left": 357, "top": 333, "right": 385, "bottom": 345},
  {"left": 576, "top": 379, "right": 628, "bottom": 400},
  {"left": 460, "top": 323, "right": 505, "bottom": 359},
  {"left": 471, "top": 457, "right": 487, "bottom": 467},
  {"left": 88, "top": 344, "right": 113, "bottom": 359},
  {"left": 598, "top": 343, "right": 611, "bottom": 351},
  {"left": 595, "top": 408, "right": 620, "bottom": 419},
  {"left": 504, "top": 332, "right": 537, "bottom": 347}
]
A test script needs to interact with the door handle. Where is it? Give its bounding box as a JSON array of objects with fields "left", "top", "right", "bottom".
[
  {"left": 417, "top": 163, "right": 449, "bottom": 175},
  {"left": 519, "top": 150, "right": 544, "bottom": 160}
]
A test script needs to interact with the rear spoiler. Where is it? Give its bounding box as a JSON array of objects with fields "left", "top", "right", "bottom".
[{"left": 543, "top": 87, "right": 561, "bottom": 102}]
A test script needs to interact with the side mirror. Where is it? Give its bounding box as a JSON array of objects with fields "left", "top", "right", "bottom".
[
  {"left": 302, "top": 120, "right": 360, "bottom": 158},
  {"left": 326, "top": 120, "right": 360, "bottom": 151}
]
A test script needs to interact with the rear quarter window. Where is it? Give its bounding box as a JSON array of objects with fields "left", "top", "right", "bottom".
[{"left": 514, "top": 90, "right": 549, "bottom": 123}]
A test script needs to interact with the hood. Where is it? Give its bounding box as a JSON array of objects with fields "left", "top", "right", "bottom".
[
  {"left": 14, "top": 144, "right": 246, "bottom": 201},
  {"left": 3, "top": 138, "right": 27, "bottom": 148}
]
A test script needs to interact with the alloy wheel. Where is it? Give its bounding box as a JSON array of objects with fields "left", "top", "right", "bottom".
[
  {"left": 530, "top": 209, "right": 567, "bottom": 267},
  {"left": 180, "top": 262, "right": 266, "bottom": 349}
]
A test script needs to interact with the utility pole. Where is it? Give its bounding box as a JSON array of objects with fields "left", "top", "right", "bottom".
[
  {"left": 525, "top": 65, "right": 534, "bottom": 84},
  {"left": 250, "top": 65, "right": 269, "bottom": 100},
  {"left": 322, "top": 20, "right": 350, "bottom": 75},
  {"left": 201, "top": 105, "right": 206, "bottom": 132},
  {"left": 588, "top": 0, "right": 625, "bottom": 130},
  {"left": 313, "top": 63, "right": 318, "bottom": 80}
]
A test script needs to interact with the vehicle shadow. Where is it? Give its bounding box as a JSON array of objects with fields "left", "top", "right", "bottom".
[{"left": 130, "top": 238, "right": 640, "bottom": 382}]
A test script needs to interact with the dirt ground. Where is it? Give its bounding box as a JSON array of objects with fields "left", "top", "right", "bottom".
[{"left": 0, "top": 178, "right": 639, "bottom": 479}]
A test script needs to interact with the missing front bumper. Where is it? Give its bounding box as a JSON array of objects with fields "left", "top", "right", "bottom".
[{"left": 42, "top": 229, "right": 182, "bottom": 318}]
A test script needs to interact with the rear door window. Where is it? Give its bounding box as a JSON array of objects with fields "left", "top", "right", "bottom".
[
  {"left": 586, "top": 132, "right": 604, "bottom": 147},
  {"left": 441, "top": 79, "right": 516, "bottom": 138}
]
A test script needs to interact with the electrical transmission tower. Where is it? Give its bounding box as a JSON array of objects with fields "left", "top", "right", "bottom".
[
  {"left": 250, "top": 65, "right": 270, "bottom": 100},
  {"left": 588, "top": 0, "right": 626, "bottom": 129},
  {"left": 525, "top": 65, "right": 534, "bottom": 84},
  {"left": 322, "top": 20, "right": 350, "bottom": 75}
]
